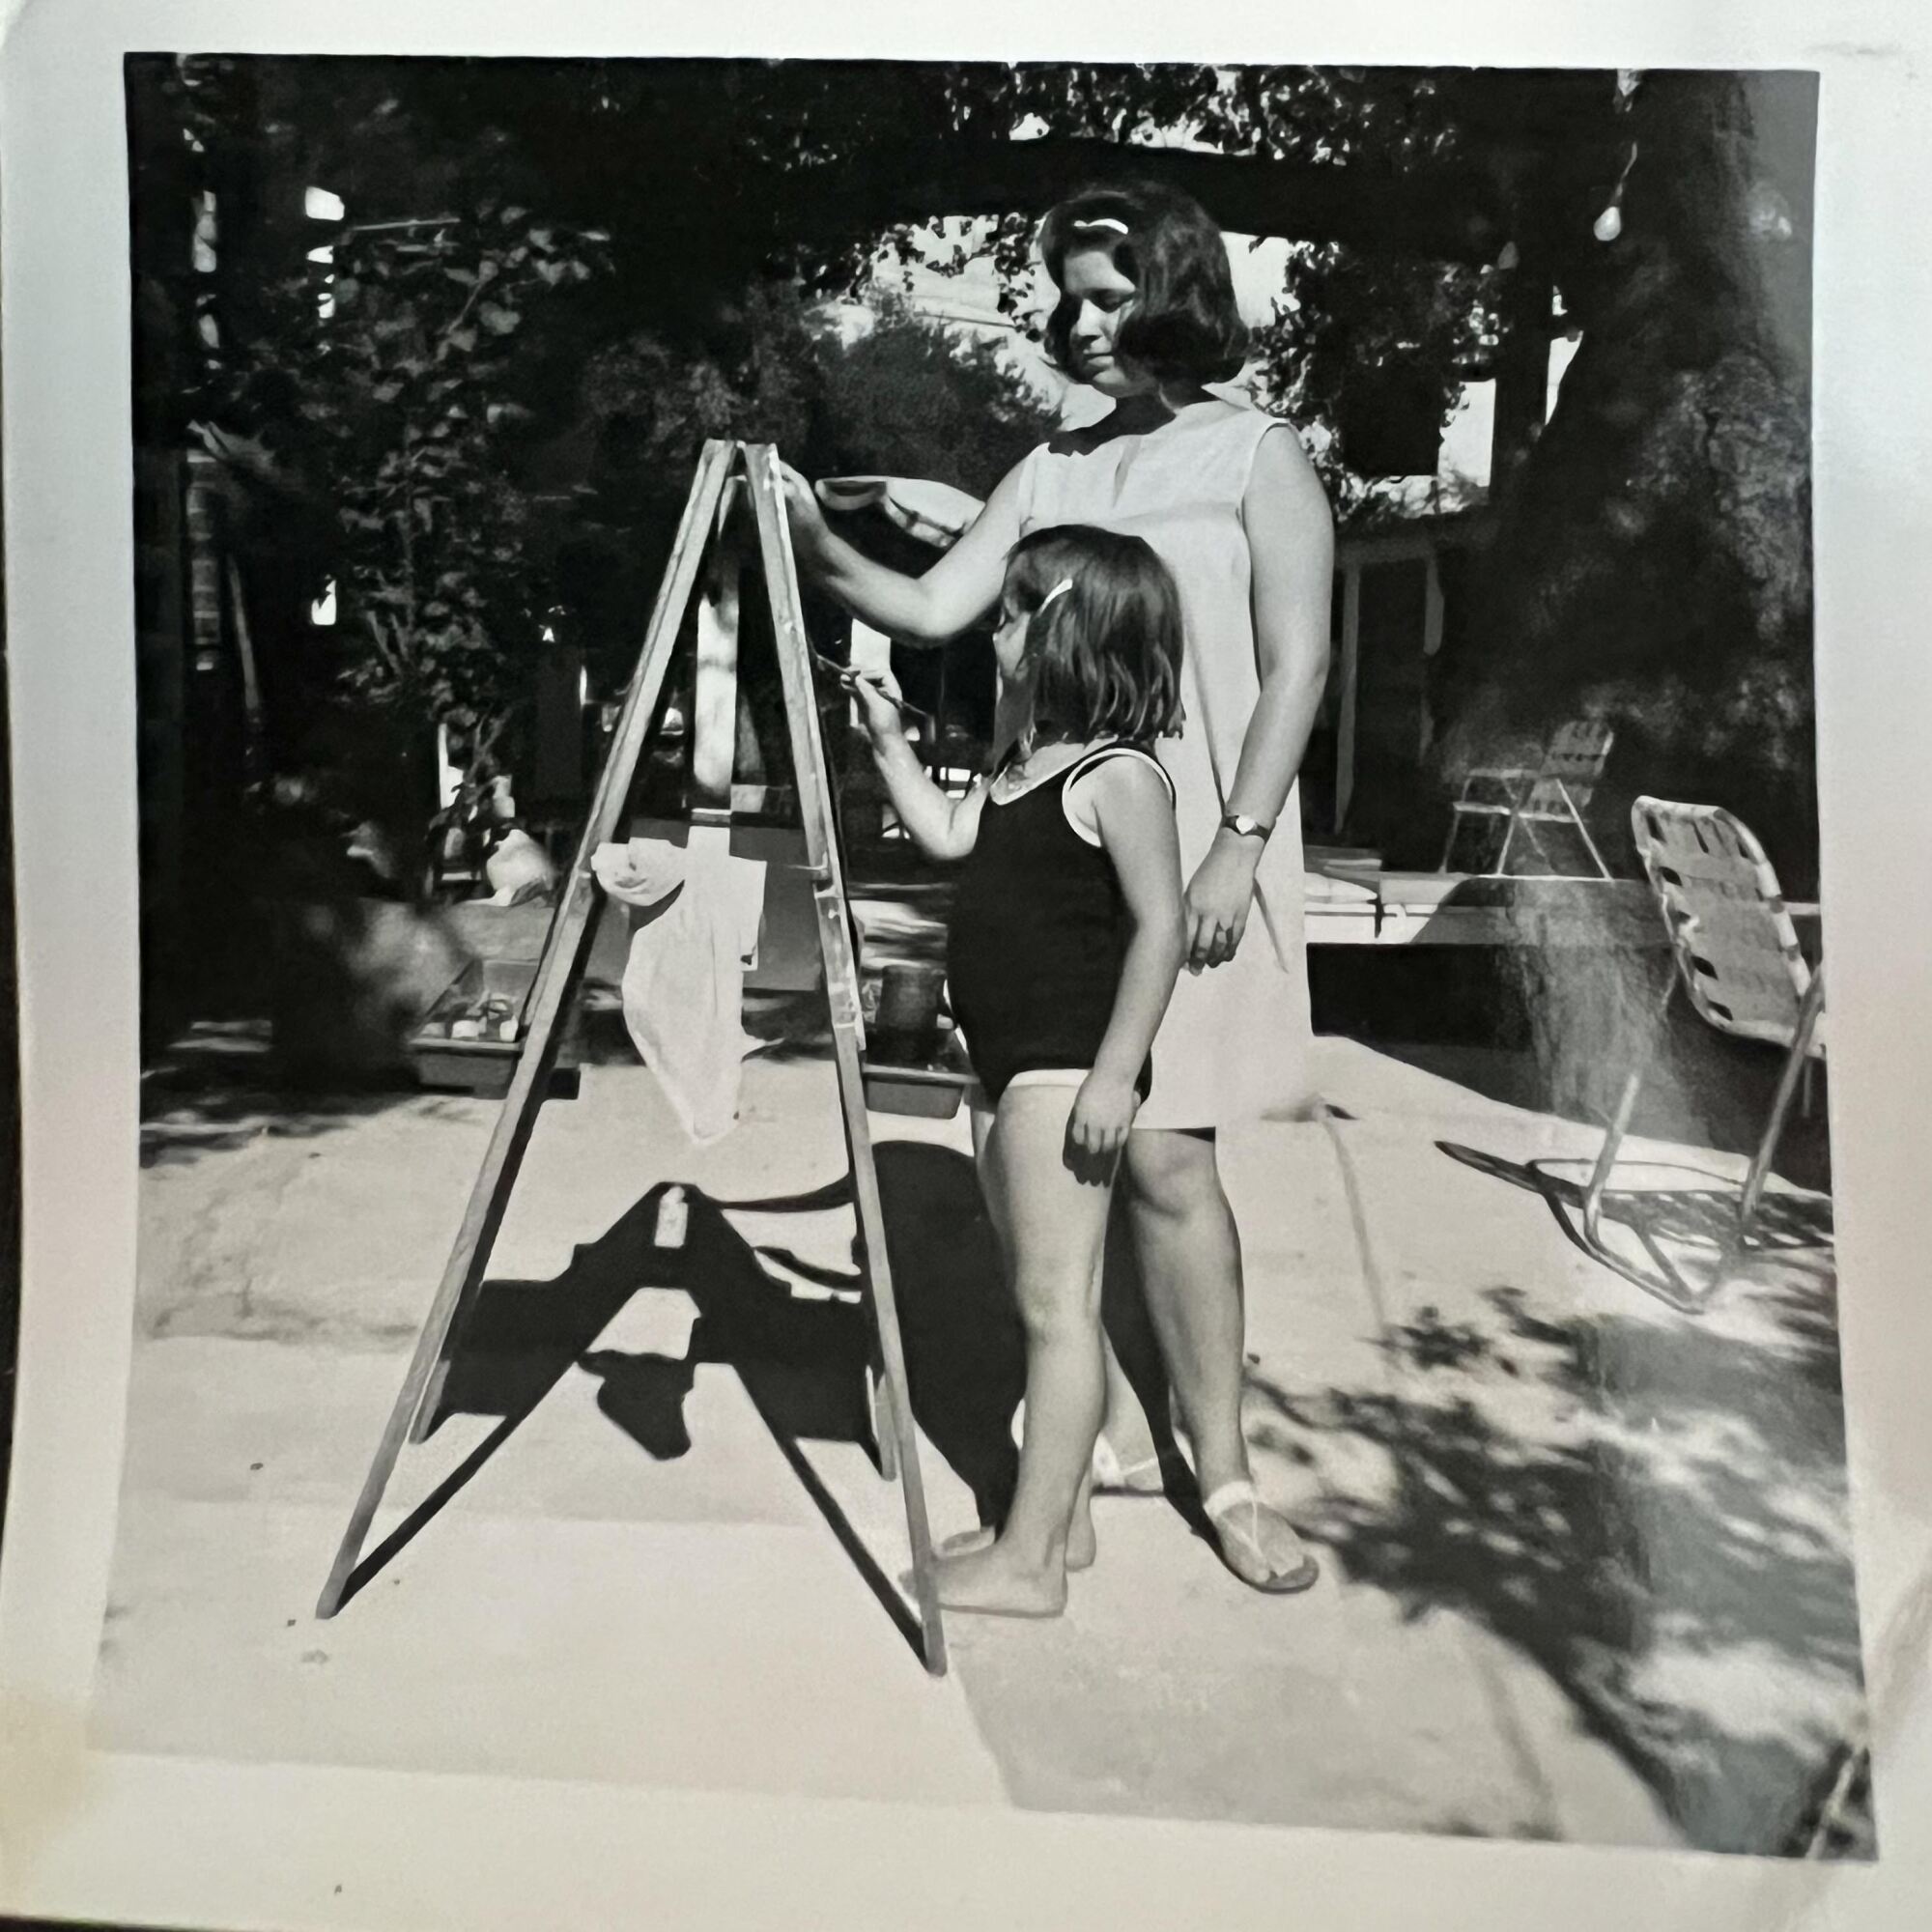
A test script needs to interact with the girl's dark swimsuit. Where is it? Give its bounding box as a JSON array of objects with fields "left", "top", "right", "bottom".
[{"left": 947, "top": 742, "right": 1176, "bottom": 1104}]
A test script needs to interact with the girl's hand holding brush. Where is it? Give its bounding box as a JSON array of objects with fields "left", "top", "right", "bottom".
[
  {"left": 811, "top": 646, "right": 922, "bottom": 742},
  {"left": 838, "top": 662, "right": 914, "bottom": 753}
]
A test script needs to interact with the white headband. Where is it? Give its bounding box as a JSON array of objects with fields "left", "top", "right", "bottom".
[
  {"left": 1069, "top": 215, "right": 1130, "bottom": 236},
  {"left": 1035, "top": 577, "right": 1075, "bottom": 613}
]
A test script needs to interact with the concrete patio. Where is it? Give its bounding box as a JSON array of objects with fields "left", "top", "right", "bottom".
[{"left": 96, "top": 947, "right": 1865, "bottom": 1857}]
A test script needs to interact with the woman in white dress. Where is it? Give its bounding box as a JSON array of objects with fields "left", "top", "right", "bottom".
[{"left": 781, "top": 180, "right": 1334, "bottom": 1593}]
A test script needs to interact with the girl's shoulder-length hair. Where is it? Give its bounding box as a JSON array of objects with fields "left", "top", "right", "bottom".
[
  {"left": 1007, "top": 524, "right": 1184, "bottom": 749},
  {"left": 1039, "top": 179, "right": 1249, "bottom": 387}
]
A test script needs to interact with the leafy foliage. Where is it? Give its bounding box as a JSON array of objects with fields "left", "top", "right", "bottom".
[
  {"left": 578, "top": 280, "right": 820, "bottom": 496},
  {"left": 805, "top": 294, "right": 1057, "bottom": 497},
  {"left": 558, "top": 290, "right": 1056, "bottom": 702},
  {"left": 138, "top": 55, "right": 1816, "bottom": 876},
  {"left": 1253, "top": 242, "right": 1500, "bottom": 508},
  {"left": 306, "top": 209, "right": 611, "bottom": 733},
  {"left": 150, "top": 57, "right": 620, "bottom": 783}
]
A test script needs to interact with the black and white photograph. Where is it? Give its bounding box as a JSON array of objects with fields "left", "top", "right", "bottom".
[
  {"left": 90, "top": 47, "right": 1873, "bottom": 1853},
  {"left": 7, "top": 10, "right": 1932, "bottom": 1926}
]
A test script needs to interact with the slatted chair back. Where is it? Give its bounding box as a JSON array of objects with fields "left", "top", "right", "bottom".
[
  {"left": 1524, "top": 719, "right": 1616, "bottom": 815},
  {"left": 1630, "top": 796, "right": 1823, "bottom": 1054}
]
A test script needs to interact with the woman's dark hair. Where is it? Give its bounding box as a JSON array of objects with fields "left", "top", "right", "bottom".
[
  {"left": 1038, "top": 180, "right": 1249, "bottom": 386},
  {"left": 1004, "top": 524, "right": 1184, "bottom": 749}
]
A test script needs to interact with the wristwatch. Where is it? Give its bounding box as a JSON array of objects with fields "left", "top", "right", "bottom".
[{"left": 1219, "top": 811, "right": 1273, "bottom": 842}]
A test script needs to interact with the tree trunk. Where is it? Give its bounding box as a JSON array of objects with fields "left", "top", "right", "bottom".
[{"left": 1444, "top": 71, "right": 1819, "bottom": 888}]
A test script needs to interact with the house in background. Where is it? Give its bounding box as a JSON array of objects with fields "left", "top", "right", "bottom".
[{"left": 1312, "top": 327, "right": 1580, "bottom": 860}]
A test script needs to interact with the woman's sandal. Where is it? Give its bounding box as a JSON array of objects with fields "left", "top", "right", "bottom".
[
  {"left": 1009, "top": 1405, "right": 1174, "bottom": 1496},
  {"left": 1201, "top": 1480, "right": 1321, "bottom": 1595},
  {"left": 1090, "top": 1432, "right": 1174, "bottom": 1496}
]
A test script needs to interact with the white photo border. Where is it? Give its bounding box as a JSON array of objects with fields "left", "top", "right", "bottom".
[{"left": 3, "top": 3, "right": 1929, "bottom": 1927}]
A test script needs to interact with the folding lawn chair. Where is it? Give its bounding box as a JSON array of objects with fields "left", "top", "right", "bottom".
[
  {"left": 1564, "top": 796, "right": 1828, "bottom": 1312},
  {"left": 1438, "top": 717, "right": 1616, "bottom": 877}
]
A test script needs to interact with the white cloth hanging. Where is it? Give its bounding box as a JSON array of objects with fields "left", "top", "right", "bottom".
[{"left": 591, "top": 832, "right": 768, "bottom": 1145}]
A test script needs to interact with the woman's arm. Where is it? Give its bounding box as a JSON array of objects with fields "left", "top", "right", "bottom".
[
  {"left": 780, "top": 459, "right": 1023, "bottom": 647},
  {"left": 1185, "top": 424, "right": 1335, "bottom": 969},
  {"left": 849, "top": 673, "right": 987, "bottom": 862},
  {"left": 1070, "top": 761, "right": 1187, "bottom": 1158}
]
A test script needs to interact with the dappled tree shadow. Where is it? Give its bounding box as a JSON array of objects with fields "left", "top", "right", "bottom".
[{"left": 1245, "top": 1268, "right": 1870, "bottom": 1856}]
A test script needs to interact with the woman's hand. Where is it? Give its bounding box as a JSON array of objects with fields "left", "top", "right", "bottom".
[
  {"left": 778, "top": 461, "right": 834, "bottom": 571},
  {"left": 1069, "top": 1070, "right": 1140, "bottom": 1163},
  {"left": 1184, "top": 836, "right": 1262, "bottom": 970}
]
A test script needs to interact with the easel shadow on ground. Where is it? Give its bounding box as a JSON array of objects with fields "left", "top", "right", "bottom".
[
  {"left": 335, "top": 1143, "right": 1206, "bottom": 1644},
  {"left": 335, "top": 1179, "right": 926, "bottom": 1652}
]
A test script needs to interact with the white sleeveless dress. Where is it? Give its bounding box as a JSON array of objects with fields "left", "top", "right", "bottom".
[{"left": 1003, "top": 401, "right": 1320, "bottom": 1129}]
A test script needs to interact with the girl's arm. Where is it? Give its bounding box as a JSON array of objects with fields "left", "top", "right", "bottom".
[
  {"left": 1186, "top": 425, "right": 1336, "bottom": 969},
  {"left": 1070, "top": 760, "right": 1187, "bottom": 1158},
  {"left": 849, "top": 673, "right": 987, "bottom": 862},
  {"left": 779, "top": 460, "right": 1022, "bottom": 647}
]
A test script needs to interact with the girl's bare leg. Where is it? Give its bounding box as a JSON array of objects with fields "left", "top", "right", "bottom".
[
  {"left": 969, "top": 1101, "right": 1099, "bottom": 1564},
  {"left": 935, "top": 1085, "right": 1113, "bottom": 1616}
]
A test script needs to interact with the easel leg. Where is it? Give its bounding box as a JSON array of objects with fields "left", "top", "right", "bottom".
[
  {"left": 318, "top": 874, "right": 599, "bottom": 1617},
  {"left": 868, "top": 1367, "right": 897, "bottom": 1481},
  {"left": 411, "top": 1359, "right": 452, "bottom": 1447},
  {"left": 319, "top": 440, "right": 735, "bottom": 1615},
  {"left": 323, "top": 441, "right": 948, "bottom": 1671},
  {"left": 747, "top": 442, "right": 946, "bottom": 1673},
  {"left": 407, "top": 899, "right": 612, "bottom": 1447},
  {"left": 832, "top": 1026, "right": 943, "bottom": 1669}
]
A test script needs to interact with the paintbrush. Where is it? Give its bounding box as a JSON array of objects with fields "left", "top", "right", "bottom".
[{"left": 809, "top": 646, "right": 932, "bottom": 729}]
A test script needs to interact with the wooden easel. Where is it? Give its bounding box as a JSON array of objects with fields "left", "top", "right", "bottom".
[{"left": 316, "top": 440, "right": 948, "bottom": 1674}]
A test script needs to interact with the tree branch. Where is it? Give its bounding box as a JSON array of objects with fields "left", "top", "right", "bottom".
[{"left": 751, "top": 136, "right": 1517, "bottom": 265}]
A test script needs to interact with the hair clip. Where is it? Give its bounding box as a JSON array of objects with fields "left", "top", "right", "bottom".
[
  {"left": 1035, "top": 577, "right": 1075, "bottom": 614},
  {"left": 1069, "top": 215, "right": 1130, "bottom": 235}
]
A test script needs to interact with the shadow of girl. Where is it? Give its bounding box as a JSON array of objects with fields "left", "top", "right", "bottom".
[{"left": 868, "top": 1139, "right": 1023, "bottom": 1528}]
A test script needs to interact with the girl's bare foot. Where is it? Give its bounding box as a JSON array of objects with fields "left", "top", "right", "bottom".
[
  {"left": 938, "top": 1487, "right": 1097, "bottom": 1571},
  {"left": 926, "top": 1539, "right": 1067, "bottom": 1618}
]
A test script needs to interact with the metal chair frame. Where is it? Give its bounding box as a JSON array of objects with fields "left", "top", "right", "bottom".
[
  {"left": 1440, "top": 719, "right": 1616, "bottom": 878},
  {"left": 1560, "top": 797, "right": 1828, "bottom": 1314}
]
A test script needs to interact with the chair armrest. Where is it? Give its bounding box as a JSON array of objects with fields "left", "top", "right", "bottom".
[{"left": 1454, "top": 767, "right": 1532, "bottom": 805}]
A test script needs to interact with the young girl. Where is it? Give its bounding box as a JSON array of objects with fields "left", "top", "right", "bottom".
[{"left": 846, "top": 525, "right": 1187, "bottom": 1617}]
